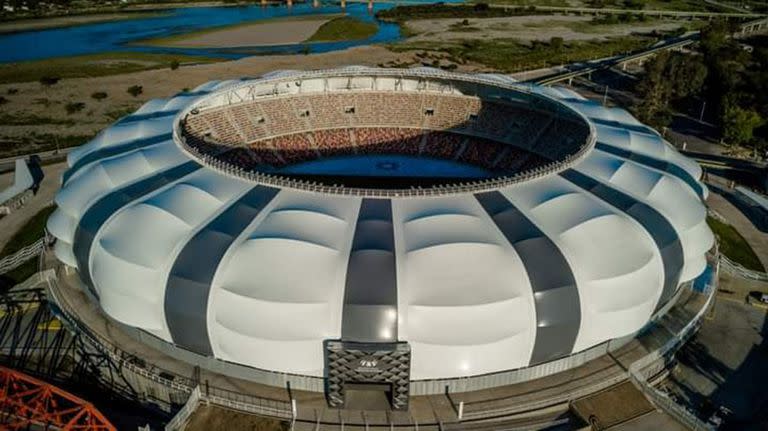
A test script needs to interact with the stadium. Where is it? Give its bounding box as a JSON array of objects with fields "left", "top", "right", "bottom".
[{"left": 46, "top": 67, "right": 714, "bottom": 412}]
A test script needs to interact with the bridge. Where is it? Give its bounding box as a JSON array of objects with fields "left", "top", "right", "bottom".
[{"left": 533, "top": 17, "right": 768, "bottom": 86}]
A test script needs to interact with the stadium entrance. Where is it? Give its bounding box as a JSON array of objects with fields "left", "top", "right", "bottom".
[{"left": 325, "top": 341, "right": 411, "bottom": 411}]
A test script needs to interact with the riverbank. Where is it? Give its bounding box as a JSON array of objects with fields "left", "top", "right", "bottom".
[
  {"left": 136, "top": 14, "right": 344, "bottom": 48},
  {"left": 0, "top": 11, "right": 169, "bottom": 34},
  {"left": 0, "top": 52, "right": 224, "bottom": 85}
]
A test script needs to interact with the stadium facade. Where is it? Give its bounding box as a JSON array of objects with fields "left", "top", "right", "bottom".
[{"left": 46, "top": 67, "right": 713, "bottom": 409}]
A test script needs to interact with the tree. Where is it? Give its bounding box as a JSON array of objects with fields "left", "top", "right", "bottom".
[
  {"left": 635, "top": 51, "right": 673, "bottom": 127},
  {"left": 127, "top": 85, "right": 143, "bottom": 97},
  {"left": 667, "top": 54, "right": 707, "bottom": 99},
  {"left": 90, "top": 91, "right": 108, "bottom": 101},
  {"left": 723, "top": 104, "right": 764, "bottom": 147}
]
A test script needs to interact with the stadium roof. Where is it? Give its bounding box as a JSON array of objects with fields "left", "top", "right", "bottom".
[{"left": 47, "top": 68, "right": 713, "bottom": 381}]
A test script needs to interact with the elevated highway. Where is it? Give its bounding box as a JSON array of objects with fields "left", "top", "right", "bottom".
[{"left": 533, "top": 17, "right": 768, "bottom": 85}]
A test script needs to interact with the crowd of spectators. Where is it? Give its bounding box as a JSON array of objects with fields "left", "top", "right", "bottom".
[{"left": 182, "top": 90, "right": 588, "bottom": 174}]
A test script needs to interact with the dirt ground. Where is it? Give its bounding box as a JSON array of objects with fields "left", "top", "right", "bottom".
[
  {"left": 406, "top": 15, "right": 686, "bottom": 44},
  {"left": 174, "top": 404, "right": 290, "bottom": 431},
  {"left": 148, "top": 17, "right": 337, "bottom": 48},
  {"left": 0, "top": 46, "right": 428, "bottom": 147}
]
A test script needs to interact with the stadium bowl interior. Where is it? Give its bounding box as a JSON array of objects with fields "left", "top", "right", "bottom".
[{"left": 47, "top": 67, "right": 714, "bottom": 400}]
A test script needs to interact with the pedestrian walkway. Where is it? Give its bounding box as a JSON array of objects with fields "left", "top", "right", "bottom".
[
  {"left": 706, "top": 180, "right": 768, "bottom": 271},
  {"left": 0, "top": 162, "right": 66, "bottom": 253}
]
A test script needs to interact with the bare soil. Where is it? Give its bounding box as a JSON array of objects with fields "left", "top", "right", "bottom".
[
  {"left": 148, "top": 18, "right": 336, "bottom": 48},
  {"left": 0, "top": 46, "right": 426, "bottom": 147},
  {"left": 406, "top": 15, "right": 685, "bottom": 44}
]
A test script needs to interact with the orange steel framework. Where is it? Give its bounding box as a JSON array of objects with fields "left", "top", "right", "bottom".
[{"left": 0, "top": 365, "right": 116, "bottom": 430}]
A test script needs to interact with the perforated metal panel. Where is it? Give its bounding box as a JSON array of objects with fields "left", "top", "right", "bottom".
[{"left": 325, "top": 341, "right": 411, "bottom": 410}]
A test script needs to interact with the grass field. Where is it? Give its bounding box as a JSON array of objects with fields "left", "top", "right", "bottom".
[
  {"left": 707, "top": 216, "right": 766, "bottom": 272},
  {"left": 0, "top": 52, "right": 223, "bottom": 85},
  {"left": 0, "top": 205, "right": 56, "bottom": 288},
  {"left": 306, "top": 16, "right": 378, "bottom": 43}
]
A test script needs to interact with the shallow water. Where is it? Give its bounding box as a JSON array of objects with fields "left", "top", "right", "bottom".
[{"left": 0, "top": 1, "right": 439, "bottom": 63}]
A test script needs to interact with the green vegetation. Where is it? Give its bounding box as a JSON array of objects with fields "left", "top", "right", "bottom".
[
  {"left": 127, "top": 85, "right": 143, "bottom": 97},
  {"left": 584, "top": 0, "right": 725, "bottom": 12},
  {"left": 306, "top": 16, "right": 377, "bottom": 43},
  {"left": 38, "top": 76, "right": 60, "bottom": 88},
  {"left": 106, "top": 105, "right": 141, "bottom": 121},
  {"left": 0, "top": 205, "right": 57, "bottom": 287},
  {"left": 390, "top": 36, "right": 654, "bottom": 73},
  {"left": 0, "top": 113, "right": 76, "bottom": 126},
  {"left": 0, "top": 11, "right": 168, "bottom": 34},
  {"left": 471, "top": 0, "right": 569, "bottom": 6},
  {"left": 64, "top": 101, "right": 86, "bottom": 115},
  {"left": 635, "top": 22, "right": 768, "bottom": 155},
  {"left": 707, "top": 216, "right": 765, "bottom": 272},
  {"left": 377, "top": 4, "right": 542, "bottom": 21},
  {"left": 0, "top": 133, "right": 94, "bottom": 159},
  {"left": 633, "top": 50, "right": 708, "bottom": 128},
  {"left": 0, "top": 52, "right": 223, "bottom": 85},
  {"left": 91, "top": 91, "right": 108, "bottom": 101}
]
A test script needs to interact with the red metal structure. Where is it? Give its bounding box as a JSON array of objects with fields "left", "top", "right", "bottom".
[{"left": 0, "top": 365, "right": 116, "bottom": 430}]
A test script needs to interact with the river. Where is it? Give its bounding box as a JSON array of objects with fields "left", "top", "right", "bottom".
[{"left": 0, "top": 2, "right": 419, "bottom": 63}]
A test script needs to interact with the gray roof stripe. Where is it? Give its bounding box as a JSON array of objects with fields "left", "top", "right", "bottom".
[
  {"left": 164, "top": 185, "right": 280, "bottom": 356},
  {"left": 341, "top": 199, "right": 398, "bottom": 343},
  {"left": 63, "top": 133, "right": 173, "bottom": 185},
  {"left": 73, "top": 160, "right": 201, "bottom": 298},
  {"left": 475, "top": 191, "right": 580, "bottom": 365},
  {"left": 595, "top": 142, "right": 704, "bottom": 198},
  {"left": 560, "top": 169, "right": 684, "bottom": 310}
]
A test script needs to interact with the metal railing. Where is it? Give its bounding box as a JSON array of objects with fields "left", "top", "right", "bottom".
[
  {"left": 43, "top": 269, "right": 294, "bottom": 420},
  {"left": 719, "top": 254, "right": 768, "bottom": 282},
  {"left": 164, "top": 386, "right": 203, "bottom": 431},
  {"left": 172, "top": 68, "right": 598, "bottom": 198},
  {"left": 628, "top": 267, "right": 719, "bottom": 431},
  {"left": 0, "top": 238, "right": 45, "bottom": 276}
]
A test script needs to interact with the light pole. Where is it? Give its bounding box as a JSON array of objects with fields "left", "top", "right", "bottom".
[{"left": 699, "top": 100, "right": 706, "bottom": 122}]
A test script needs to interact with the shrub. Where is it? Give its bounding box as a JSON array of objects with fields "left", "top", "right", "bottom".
[
  {"left": 550, "top": 36, "right": 564, "bottom": 51},
  {"left": 91, "top": 91, "right": 108, "bottom": 101},
  {"left": 170, "top": 59, "right": 180, "bottom": 70},
  {"left": 6, "top": 88, "right": 18, "bottom": 95},
  {"left": 0, "top": 96, "right": 7, "bottom": 105},
  {"left": 127, "top": 85, "right": 143, "bottom": 97},
  {"left": 461, "top": 19, "right": 469, "bottom": 26},
  {"left": 65, "top": 102, "right": 86, "bottom": 115},
  {"left": 39, "top": 76, "right": 60, "bottom": 87}
]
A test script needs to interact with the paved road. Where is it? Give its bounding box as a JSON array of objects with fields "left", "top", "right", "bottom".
[
  {"left": 0, "top": 162, "right": 65, "bottom": 254},
  {"left": 706, "top": 178, "right": 768, "bottom": 271}
]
